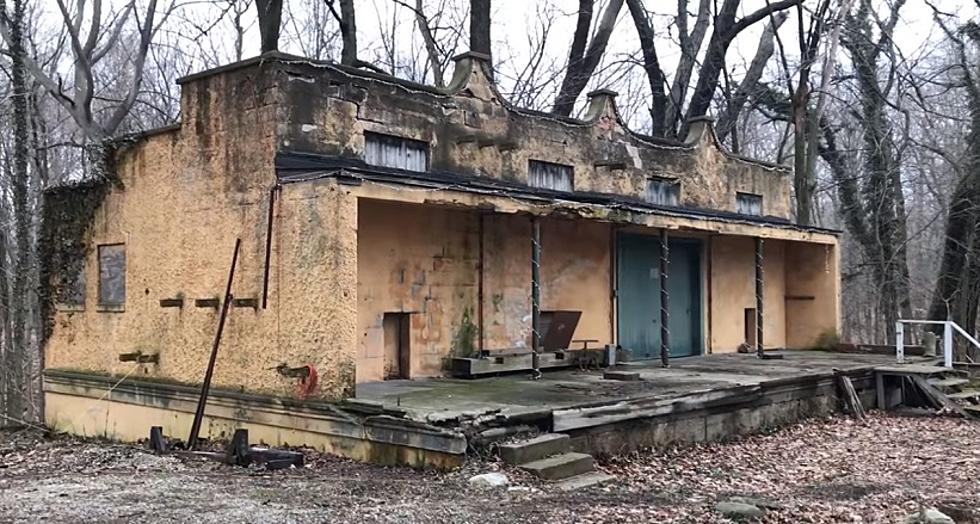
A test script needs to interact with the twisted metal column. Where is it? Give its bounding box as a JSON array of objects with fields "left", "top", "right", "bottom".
[{"left": 659, "top": 229, "right": 670, "bottom": 368}]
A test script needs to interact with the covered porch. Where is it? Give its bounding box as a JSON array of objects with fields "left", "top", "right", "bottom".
[{"left": 350, "top": 182, "right": 841, "bottom": 384}]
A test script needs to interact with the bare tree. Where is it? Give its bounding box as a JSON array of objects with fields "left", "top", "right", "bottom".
[
  {"left": 665, "top": 0, "right": 711, "bottom": 137},
  {"left": 926, "top": 10, "right": 980, "bottom": 332},
  {"left": 0, "top": 0, "right": 29, "bottom": 425},
  {"left": 553, "top": 0, "right": 624, "bottom": 116},
  {"left": 715, "top": 12, "right": 788, "bottom": 147},
  {"left": 680, "top": 0, "right": 802, "bottom": 136},
  {"left": 0, "top": 0, "right": 169, "bottom": 147}
]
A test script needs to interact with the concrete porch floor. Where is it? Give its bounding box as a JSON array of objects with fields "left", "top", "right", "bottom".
[{"left": 355, "top": 350, "right": 918, "bottom": 424}]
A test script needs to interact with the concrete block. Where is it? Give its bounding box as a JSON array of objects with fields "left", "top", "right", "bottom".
[
  {"left": 556, "top": 472, "right": 615, "bottom": 491},
  {"left": 603, "top": 370, "right": 640, "bottom": 381},
  {"left": 499, "top": 433, "right": 569, "bottom": 465},
  {"left": 519, "top": 452, "right": 594, "bottom": 480}
]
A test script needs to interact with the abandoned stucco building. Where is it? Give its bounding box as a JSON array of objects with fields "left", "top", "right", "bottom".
[{"left": 41, "top": 51, "right": 842, "bottom": 466}]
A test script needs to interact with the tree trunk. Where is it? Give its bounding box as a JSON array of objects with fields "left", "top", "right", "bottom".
[
  {"left": 255, "top": 0, "right": 283, "bottom": 53},
  {"left": 682, "top": 0, "right": 801, "bottom": 134},
  {"left": 553, "top": 0, "right": 624, "bottom": 116},
  {"left": 2, "top": 0, "right": 30, "bottom": 424},
  {"left": 415, "top": 0, "right": 445, "bottom": 86},
  {"left": 625, "top": 0, "right": 667, "bottom": 134},
  {"left": 665, "top": 0, "right": 711, "bottom": 137},
  {"left": 340, "top": 0, "right": 357, "bottom": 66},
  {"left": 469, "top": 0, "right": 491, "bottom": 63},
  {"left": 715, "top": 12, "right": 787, "bottom": 143}
]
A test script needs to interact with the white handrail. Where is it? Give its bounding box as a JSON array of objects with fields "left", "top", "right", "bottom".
[{"left": 896, "top": 319, "right": 980, "bottom": 368}]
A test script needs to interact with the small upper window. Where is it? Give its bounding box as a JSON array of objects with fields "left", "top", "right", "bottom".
[
  {"left": 98, "top": 244, "right": 126, "bottom": 307},
  {"left": 364, "top": 132, "right": 428, "bottom": 172},
  {"left": 736, "top": 192, "right": 763, "bottom": 216},
  {"left": 528, "top": 160, "right": 573, "bottom": 192},
  {"left": 646, "top": 177, "right": 680, "bottom": 206}
]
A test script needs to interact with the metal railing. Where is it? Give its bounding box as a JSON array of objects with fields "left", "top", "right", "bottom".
[{"left": 896, "top": 320, "right": 980, "bottom": 368}]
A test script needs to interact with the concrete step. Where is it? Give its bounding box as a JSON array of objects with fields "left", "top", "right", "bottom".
[
  {"left": 947, "top": 389, "right": 980, "bottom": 401},
  {"left": 519, "top": 452, "right": 594, "bottom": 480},
  {"left": 556, "top": 472, "right": 615, "bottom": 491},
  {"left": 928, "top": 377, "right": 970, "bottom": 392},
  {"left": 499, "top": 433, "right": 570, "bottom": 465}
]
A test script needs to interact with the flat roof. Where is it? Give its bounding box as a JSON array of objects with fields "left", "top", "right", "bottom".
[{"left": 275, "top": 150, "right": 840, "bottom": 236}]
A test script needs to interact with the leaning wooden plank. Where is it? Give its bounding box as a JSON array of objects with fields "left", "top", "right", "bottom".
[
  {"left": 910, "top": 375, "right": 969, "bottom": 417},
  {"left": 836, "top": 375, "right": 865, "bottom": 419}
]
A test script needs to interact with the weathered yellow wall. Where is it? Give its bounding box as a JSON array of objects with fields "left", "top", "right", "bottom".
[
  {"left": 356, "top": 200, "right": 479, "bottom": 381},
  {"left": 45, "top": 68, "right": 359, "bottom": 400},
  {"left": 709, "top": 236, "right": 787, "bottom": 352},
  {"left": 784, "top": 242, "right": 841, "bottom": 348},
  {"left": 355, "top": 199, "right": 612, "bottom": 382},
  {"left": 275, "top": 55, "right": 791, "bottom": 219}
]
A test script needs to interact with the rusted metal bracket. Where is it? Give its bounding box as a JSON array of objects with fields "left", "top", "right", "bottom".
[
  {"left": 194, "top": 298, "right": 220, "bottom": 308},
  {"left": 232, "top": 297, "right": 258, "bottom": 309},
  {"left": 275, "top": 363, "right": 311, "bottom": 378},
  {"left": 119, "top": 351, "right": 159, "bottom": 364}
]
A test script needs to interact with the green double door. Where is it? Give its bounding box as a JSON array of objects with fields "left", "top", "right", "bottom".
[{"left": 616, "top": 233, "right": 702, "bottom": 360}]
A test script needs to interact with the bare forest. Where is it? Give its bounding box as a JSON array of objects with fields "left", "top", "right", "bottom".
[{"left": 1, "top": 0, "right": 979, "bottom": 425}]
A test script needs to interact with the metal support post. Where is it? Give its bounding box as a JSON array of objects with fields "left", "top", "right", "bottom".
[
  {"left": 943, "top": 321, "right": 953, "bottom": 368},
  {"left": 531, "top": 216, "right": 542, "bottom": 378},
  {"left": 659, "top": 229, "right": 670, "bottom": 368},
  {"left": 895, "top": 321, "right": 905, "bottom": 364},
  {"left": 755, "top": 237, "right": 765, "bottom": 358}
]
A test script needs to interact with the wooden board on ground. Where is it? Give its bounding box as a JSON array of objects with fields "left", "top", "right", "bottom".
[{"left": 909, "top": 375, "right": 970, "bottom": 417}]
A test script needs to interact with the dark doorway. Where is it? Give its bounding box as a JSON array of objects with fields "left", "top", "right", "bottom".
[{"left": 382, "top": 313, "right": 411, "bottom": 379}]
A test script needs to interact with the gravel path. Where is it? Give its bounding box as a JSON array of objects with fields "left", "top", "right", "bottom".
[{"left": 1, "top": 412, "right": 978, "bottom": 523}]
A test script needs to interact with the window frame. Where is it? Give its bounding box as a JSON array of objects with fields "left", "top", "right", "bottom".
[
  {"left": 363, "top": 131, "right": 430, "bottom": 172},
  {"left": 97, "top": 243, "right": 127, "bottom": 310},
  {"left": 646, "top": 177, "right": 680, "bottom": 207},
  {"left": 528, "top": 159, "right": 574, "bottom": 192},
  {"left": 736, "top": 192, "right": 764, "bottom": 216}
]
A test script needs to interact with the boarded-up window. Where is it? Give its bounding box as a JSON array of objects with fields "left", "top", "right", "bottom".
[
  {"left": 528, "top": 160, "right": 573, "bottom": 192},
  {"left": 646, "top": 177, "right": 680, "bottom": 206},
  {"left": 364, "top": 132, "right": 428, "bottom": 172},
  {"left": 98, "top": 244, "right": 126, "bottom": 306},
  {"left": 736, "top": 192, "right": 763, "bottom": 216}
]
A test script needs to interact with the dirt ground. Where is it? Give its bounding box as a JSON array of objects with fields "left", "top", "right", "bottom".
[{"left": 1, "top": 412, "right": 979, "bottom": 523}]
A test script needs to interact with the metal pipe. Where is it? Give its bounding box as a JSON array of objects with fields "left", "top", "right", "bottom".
[
  {"left": 659, "top": 229, "right": 670, "bottom": 368},
  {"left": 755, "top": 237, "right": 764, "bottom": 358},
  {"left": 188, "top": 238, "right": 241, "bottom": 450},
  {"left": 895, "top": 321, "right": 905, "bottom": 364},
  {"left": 261, "top": 186, "right": 278, "bottom": 309},
  {"left": 943, "top": 322, "right": 954, "bottom": 368},
  {"left": 531, "top": 216, "right": 541, "bottom": 376}
]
